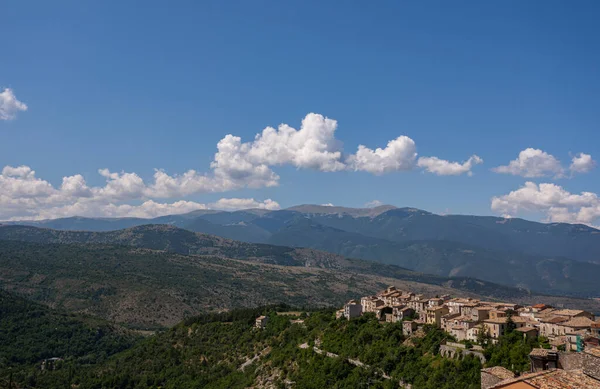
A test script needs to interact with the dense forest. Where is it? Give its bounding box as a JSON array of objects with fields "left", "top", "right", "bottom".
[
  {"left": 0, "top": 290, "right": 140, "bottom": 388},
  {"left": 0, "top": 295, "right": 542, "bottom": 389}
]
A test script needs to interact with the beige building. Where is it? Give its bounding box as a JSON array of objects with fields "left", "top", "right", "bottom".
[
  {"left": 361, "top": 296, "right": 385, "bottom": 313},
  {"left": 482, "top": 317, "right": 530, "bottom": 340},
  {"left": 255, "top": 315, "right": 269, "bottom": 329},
  {"left": 343, "top": 300, "right": 363, "bottom": 319},
  {"left": 426, "top": 305, "right": 449, "bottom": 327}
]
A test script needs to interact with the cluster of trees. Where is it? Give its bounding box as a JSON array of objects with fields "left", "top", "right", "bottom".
[{"left": 483, "top": 316, "right": 548, "bottom": 373}]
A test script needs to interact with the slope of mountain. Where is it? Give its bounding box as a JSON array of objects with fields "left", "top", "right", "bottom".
[
  {"left": 265, "top": 219, "right": 600, "bottom": 297},
  {"left": 0, "top": 290, "right": 139, "bottom": 369},
  {"left": 0, "top": 238, "right": 500, "bottom": 328},
  {"left": 2, "top": 224, "right": 600, "bottom": 324},
  {"left": 4, "top": 205, "right": 600, "bottom": 298},
  {"left": 5, "top": 307, "right": 488, "bottom": 389},
  {"left": 2, "top": 224, "right": 600, "bottom": 298}
]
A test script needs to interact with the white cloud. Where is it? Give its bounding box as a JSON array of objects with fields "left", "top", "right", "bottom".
[
  {"left": 493, "top": 148, "right": 564, "bottom": 178},
  {"left": 95, "top": 169, "right": 147, "bottom": 200},
  {"left": 209, "top": 198, "right": 280, "bottom": 211},
  {"left": 0, "top": 88, "right": 28, "bottom": 120},
  {"left": 17, "top": 199, "right": 210, "bottom": 221},
  {"left": 0, "top": 166, "right": 55, "bottom": 198},
  {"left": 347, "top": 136, "right": 417, "bottom": 175},
  {"left": 417, "top": 155, "right": 483, "bottom": 176},
  {"left": 491, "top": 181, "right": 600, "bottom": 226},
  {"left": 569, "top": 153, "right": 596, "bottom": 174},
  {"left": 321, "top": 203, "right": 334, "bottom": 207},
  {"left": 0, "top": 164, "right": 280, "bottom": 220},
  {"left": 0, "top": 113, "right": 486, "bottom": 220},
  {"left": 210, "top": 113, "right": 345, "bottom": 186},
  {"left": 365, "top": 200, "right": 383, "bottom": 208},
  {"left": 61, "top": 174, "right": 93, "bottom": 197}
]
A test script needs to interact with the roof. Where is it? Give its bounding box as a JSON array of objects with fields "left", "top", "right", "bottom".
[
  {"left": 515, "top": 326, "right": 538, "bottom": 333},
  {"left": 427, "top": 305, "right": 449, "bottom": 311},
  {"left": 585, "top": 348, "right": 600, "bottom": 358},
  {"left": 529, "top": 348, "right": 556, "bottom": 358},
  {"left": 442, "top": 313, "right": 461, "bottom": 319},
  {"left": 540, "top": 316, "right": 569, "bottom": 324},
  {"left": 553, "top": 309, "right": 587, "bottom": 317},
  {"left": 256, "top": 315, "right": 267, "bottom": 320},
  {"left": 485, "top": 318, "right": 509, "bottom": 324},
  {"left": 481, "top": 366, "right": 515, "bottom": 380},
  {"left": 561, "top": 316, "right": 595, "bottom": 329},
  {"left": 490, "top": 369, "right": 600, "bottom": 389},
  {"left": 533, "top": 304, "right": 550, "bottom": 309}
]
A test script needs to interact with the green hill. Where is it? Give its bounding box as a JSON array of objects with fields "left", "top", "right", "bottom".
[
  {"left": 0, "top": 290, "right": 140, "bottom": 387},
  {"left": 5, "top": 307, "right": 484, "bottom": 389}
]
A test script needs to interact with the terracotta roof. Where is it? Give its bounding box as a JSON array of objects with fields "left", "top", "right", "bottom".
[
  {"left": 482, "top": 366, "right": 515, "bottom": 380},
  {"left": 526, "top": 369, "right": 600, "bottom": 389},
  {"left": 490, "top": 369, "right": 600, "bottom": 389}
]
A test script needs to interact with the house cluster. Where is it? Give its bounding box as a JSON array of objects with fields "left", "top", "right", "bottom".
[{"left": 336, "top": 286, "right": 600, "bottom": 351}]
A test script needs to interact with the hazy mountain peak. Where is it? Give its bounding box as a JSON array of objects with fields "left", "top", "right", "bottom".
[{"left": 285, "top": 204, "right": 398, "bottom": 217}]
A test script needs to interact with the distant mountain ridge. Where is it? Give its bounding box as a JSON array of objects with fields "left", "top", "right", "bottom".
[
  {"left": 2, "top": 223, "right": 600, "bottom": 298},
  {"left": 3, "top": 205, "right": 600, "bottom": 297}
]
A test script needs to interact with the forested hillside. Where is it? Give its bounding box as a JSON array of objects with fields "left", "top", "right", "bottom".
[
  {"left": 3, "top": 305, "right": 548, "bottom": 389},
  {"left": 0, "top": 290, "right": 140, "bottom": 387}
]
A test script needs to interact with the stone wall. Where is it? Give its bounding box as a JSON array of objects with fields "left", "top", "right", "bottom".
[
  {"left": 558, "top": 351, "right": 600, "bottom": 380},
  {"left": 439, "top": 344, "right": 486, "bottom": 364}
]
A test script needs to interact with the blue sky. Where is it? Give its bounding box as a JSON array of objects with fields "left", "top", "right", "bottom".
[{"left": 1, "top": 1, "right": 600, "bottom": 223}]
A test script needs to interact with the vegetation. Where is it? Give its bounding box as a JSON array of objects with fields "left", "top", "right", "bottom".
[
  {"left": 4, "top": 236, "right": 586, "bottom": 329},
  {"left": 0, "top": 295, "right": 557, "bottom": 389},
  {"left": 5, "top": 203, "right": 600, "bottom": 298},
  {"left": 3, "top": 222, "right": 600, "bottom": 301},
  {"left": 3, "top": 307, "right": 484, "bottom": 389},
  {"left": 0, "top": 290, "right": 140, "bottom": 387}
]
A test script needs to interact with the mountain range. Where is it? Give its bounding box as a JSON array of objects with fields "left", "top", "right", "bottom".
[{"left": 3, "top": 205, "right": 600, "bottom": 297}]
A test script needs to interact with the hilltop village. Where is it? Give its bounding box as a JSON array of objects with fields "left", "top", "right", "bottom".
[
  {"left": 335, "top": 286, "right": 600, "bottom": 389},
  {"left": 337, "top": 286, "right": 599, "bottom": 349}
]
